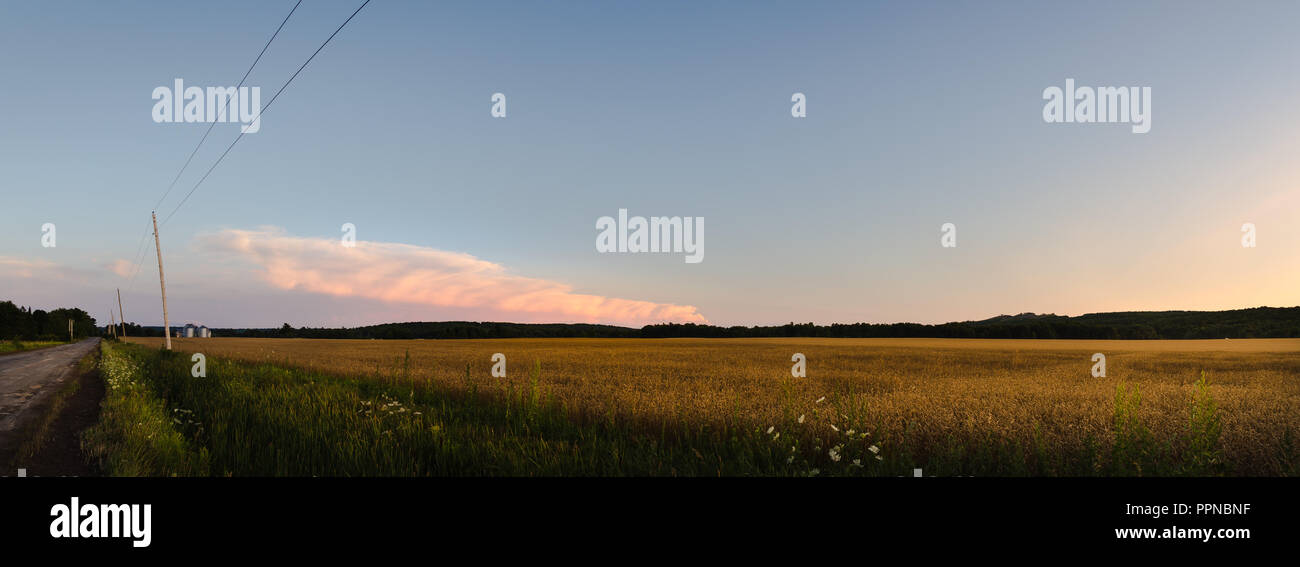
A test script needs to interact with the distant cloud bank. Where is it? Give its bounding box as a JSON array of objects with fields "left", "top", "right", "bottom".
[{"left": 196, "top": 227, "right": 707, "bottom": 326}]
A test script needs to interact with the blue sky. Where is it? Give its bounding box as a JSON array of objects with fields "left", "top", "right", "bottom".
[{"left": 2, "top": 0, "right": 1297, "bottom": 327}]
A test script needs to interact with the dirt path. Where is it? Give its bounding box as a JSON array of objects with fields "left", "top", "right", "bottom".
[
  {"left": 0, "top": 338, "right": 100, "bottom": 470},
  {"left": 23, "top": 361, "right": 104, "bottom": 476}
]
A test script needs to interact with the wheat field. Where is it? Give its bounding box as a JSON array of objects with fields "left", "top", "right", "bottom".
[{"left": 122, "top": 337, "right": 1300, "bottom": 475}]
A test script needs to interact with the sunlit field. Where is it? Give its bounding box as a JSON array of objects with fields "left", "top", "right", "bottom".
[{"left": 111, "top": 336, "right": 1300, "bottom": 476}]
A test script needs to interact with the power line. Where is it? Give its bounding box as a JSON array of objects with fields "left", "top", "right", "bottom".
[
  {"left": 124, "top": 0, "right": 304, "bottom": 290},
  {"left": 152, "top": 0, "right": 303, "bottom": 212},
  {"left": 125, "top": 216, "right": 153, "bottom": 286},
  {"left": 161, "top": 0, "right": 372, "bottom": 227}
]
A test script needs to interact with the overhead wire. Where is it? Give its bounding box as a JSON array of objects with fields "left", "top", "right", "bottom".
[{"left": 160, "top": 0, "right": 372, "bottom": 227}]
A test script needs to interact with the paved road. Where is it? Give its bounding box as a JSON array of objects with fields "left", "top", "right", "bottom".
[{"left": 0, "top": 338, "right": 100, "bottom": 442}]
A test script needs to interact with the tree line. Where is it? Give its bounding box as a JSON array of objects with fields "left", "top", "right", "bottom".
[
  {"left": 216, "top": 307, "right": 1298, "bottom": 340},
  {"left": 221, "top": 321, "right": 640, "bottom": 339},
  {"left": 7, "top": 297, "right": 1292, "bottom": 342},
  {"left": 0, "top": 300, "right": 98, "bottom": 341},
  {"left": 640, "top": 308, "right": 1300, "bottom": 339}
]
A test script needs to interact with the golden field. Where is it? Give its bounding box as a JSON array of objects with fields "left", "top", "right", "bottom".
[{"left": 126, "top": 336, "right": 1300, "bottom": 475}]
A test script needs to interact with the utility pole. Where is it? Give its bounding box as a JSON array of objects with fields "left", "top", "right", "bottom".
[
  {"left": 109, "top": 309, "right": 116, "bottom": 339},
  {"left": 152, "top": 211, "right": 172, "bottom": 350},
  {"left": 68, "top": 319, "right": 73, "bottom": 342},
  {"left": 117, "top": 288, "right": 127, "bottom": 338}
]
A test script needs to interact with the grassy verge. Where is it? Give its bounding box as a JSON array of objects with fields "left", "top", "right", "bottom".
[
  {"left": 82, "top": 342, "right": 209, "bottom": 476},
  {"left": 0, "top": 339, "right": 65, "bottom": 356},
  {"left": 87, "top": 342, "right": 1282, "bottom": 476}
]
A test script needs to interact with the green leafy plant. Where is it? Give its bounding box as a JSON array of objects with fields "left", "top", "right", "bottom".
[
  {"left": 1111, "top": 381, "right": 1154, "bottom": 475},
  {"left": 1183, "top": 371, "right": 1223, "bottom": 475}
]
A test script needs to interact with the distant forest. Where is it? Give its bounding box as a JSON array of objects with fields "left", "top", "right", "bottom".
[
  {"left": 202, "top": 307, "right": 1300, "bottom": 340},
  {"left": 8, "top": 298, "right": 1293, "bottom": 341},
  {"left": 0, "top": 300, "right": 98, "bottom": 340},
  {"left": 216, "top": 322, "right": 641, "bottom": 339}
]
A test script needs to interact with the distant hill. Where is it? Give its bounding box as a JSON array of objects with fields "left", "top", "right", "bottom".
[
  {"left": 970, "top": 312, "right": 1054, "bottom": 325},
  {"left": 188, "top": 307, "right": 1300, "bottom": 340}
]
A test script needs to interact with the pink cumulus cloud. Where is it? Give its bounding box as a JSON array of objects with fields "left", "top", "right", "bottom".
[
  {"left": 195, "top": 227, "right": 707, "bottom": 326},
  {"left": 0, "top": 256, "right": 101, "bottom": 281},
  {"left": 105, "top": 259, "right": 134, "bottom": 278},
  {"left": 0, "top": 256, "right": 51, "bottom": 279}
]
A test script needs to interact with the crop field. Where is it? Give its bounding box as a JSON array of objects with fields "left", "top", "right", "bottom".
[{"left": 112, "top": 337, "right": 1300, "bottom": 476}]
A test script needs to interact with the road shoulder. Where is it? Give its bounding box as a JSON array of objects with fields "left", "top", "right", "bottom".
[{"left": 1, "top": 344, "right": 103, "bottom": 476}]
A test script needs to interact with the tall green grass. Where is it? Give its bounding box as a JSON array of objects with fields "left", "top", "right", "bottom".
[
  {"left": 90, "top": 343, "right": 881, "bottom": 476},
  {"left": 1107, "top": 372, "right": 1230, "bottom": 476},
  {"left": 86, "top": 342, "right": 1261, "bottom": 476},
  {"left": 81, "top": 343, "right": 209, "bottom": 476},
  {"left": 0, "top": 339, "right": 64, "bottom": 355}
]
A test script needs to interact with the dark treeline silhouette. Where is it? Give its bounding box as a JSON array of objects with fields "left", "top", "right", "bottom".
[
  {"left": 218, "top": 321, "right": 640, "bottom": 340},
  {"left": 642, "top": 308, "right": 1300, "bottom": 340},
  {"left": 212, "top": 307, "right": 1299, "bottom": 340},
  {"left": 0, "top": 300, "right": 98, "bottom": 340},
  {"left": 118, "top": 322, "right": 166, "bottom": 337}
]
